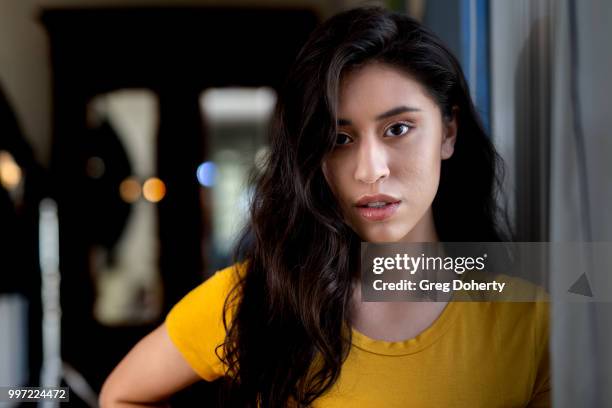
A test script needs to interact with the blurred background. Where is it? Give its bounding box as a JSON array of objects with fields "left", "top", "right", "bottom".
[{"left": 0, "top": 0, "right": 610, "bottom": 407}]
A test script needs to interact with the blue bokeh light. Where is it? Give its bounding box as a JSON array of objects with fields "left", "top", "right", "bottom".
[{"left": 196, "top": 161, "right": 216, "bottom": 187}]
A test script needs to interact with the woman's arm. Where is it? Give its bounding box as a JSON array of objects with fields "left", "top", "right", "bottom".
[{"left": 99, "top": 322, "right": 203, "bottom": 407}]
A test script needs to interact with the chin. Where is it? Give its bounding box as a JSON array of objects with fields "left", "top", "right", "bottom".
[{"left": 358, "top": 224, "right": 412, "bottom": 243}]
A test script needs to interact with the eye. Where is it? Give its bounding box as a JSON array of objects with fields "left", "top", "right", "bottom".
[
  {"left": 335, "top": 133, "right": 353, "bottom": 146},
  {"left": 384, "top": 123, "right": 412, "bottom": 137}
]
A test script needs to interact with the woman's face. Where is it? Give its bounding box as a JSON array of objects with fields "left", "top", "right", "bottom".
[{"left": 322, "top": 62, "right": 457, "bottom": 243}]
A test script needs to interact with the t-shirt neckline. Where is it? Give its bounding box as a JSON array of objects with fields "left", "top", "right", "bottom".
[{"left": 350, "top": 300, "right": 460, "bottom": 356}]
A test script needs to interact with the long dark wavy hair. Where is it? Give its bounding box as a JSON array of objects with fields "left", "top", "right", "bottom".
[{"left": 219, "top": 6, "right": 510, "bottom": 407}]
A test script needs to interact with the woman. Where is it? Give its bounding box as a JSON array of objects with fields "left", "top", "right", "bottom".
[{"left": 100, "top": 6, "right": 550, "bottom": 407}]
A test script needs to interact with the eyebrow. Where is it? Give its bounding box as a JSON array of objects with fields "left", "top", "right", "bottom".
[{"left": 337, "top": 105, "right": 421, "bottom": 126}]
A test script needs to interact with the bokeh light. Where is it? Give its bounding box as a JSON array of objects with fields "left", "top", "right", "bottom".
[
  {"left": 196, "top": 161, "right": 216, "bottom": 187},
  {"left": 86, "top": 156, "right": 106, "bottom": 179},
  {"left": 119, "top": 177, "right": 141, "bottom": 203},
  {"left": 142, "top": 177, "right": 166, "bottom": 203},
  {"left": 0, "top": 150, "right": 22, "bottom": 190}
]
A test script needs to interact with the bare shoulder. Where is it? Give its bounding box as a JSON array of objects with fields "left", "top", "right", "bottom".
[
  {"left": 99, "top": 323, "right": 202, "bottom": 407},
  {"left": 100, "top": 262, "right": 249, "bottom": 407}
]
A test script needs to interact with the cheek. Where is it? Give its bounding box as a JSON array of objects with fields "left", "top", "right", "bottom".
[{"left": 391, "top": 138, "right": 442, "bottom": 195}]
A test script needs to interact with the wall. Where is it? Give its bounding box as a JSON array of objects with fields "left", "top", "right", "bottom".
[{"left": 0, "top": 0, "right": 359, "bottom": 167}]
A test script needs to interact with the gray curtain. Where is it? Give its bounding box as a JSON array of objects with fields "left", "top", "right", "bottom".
[
  {"left": 549, "top": 0, "right": 612, "bottom": 406},
  {"left": 492, "top": 0, "right": 612, "bottom": 406}
]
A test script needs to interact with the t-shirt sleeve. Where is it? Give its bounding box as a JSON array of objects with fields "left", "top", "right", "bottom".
[
  {"left": 527, "top": 301, "right": 551, "bottom": 407},
  {"left": 164, "top": 263, "right": 243, "bottom": 381}
]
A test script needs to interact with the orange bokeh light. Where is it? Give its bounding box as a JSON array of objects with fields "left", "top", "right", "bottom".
[
  {"left": 142, "top": 177, "right": 166, "bottom": 203},
  {"left": 119, "top": 177, "right": 141, "bottom": 203},
  {"left": 0, "top": 150, "right": 22, "bottom": 190}
]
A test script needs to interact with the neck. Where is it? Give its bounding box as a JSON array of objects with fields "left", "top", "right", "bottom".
[{"left": 399, "top": 207, "right": 439, "bottom": 242}]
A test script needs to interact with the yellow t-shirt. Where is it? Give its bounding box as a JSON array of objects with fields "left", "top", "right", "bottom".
[{"left": 165, "top": 263, "right": 550, "bottom": 407}]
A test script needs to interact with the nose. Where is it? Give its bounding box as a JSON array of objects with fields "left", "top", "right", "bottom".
[{"left": 353, "top": 136, "right": 390, "bottom": 184}]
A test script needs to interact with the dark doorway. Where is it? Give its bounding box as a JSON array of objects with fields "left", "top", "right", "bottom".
[{"left": 41, "top": 7, "right": 318, "bottom": 406}]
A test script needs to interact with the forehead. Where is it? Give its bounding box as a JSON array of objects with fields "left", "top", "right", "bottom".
[{"left": 337, "top": 62, "right": 437, "bottom": 118}]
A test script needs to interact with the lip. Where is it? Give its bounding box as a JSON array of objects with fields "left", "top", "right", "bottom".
[
  {"left": 354, "top": 194, "right": 402, "bottom": 222},
  {"left": 354, "top": 194, "right": 401, "bottom": 207}
]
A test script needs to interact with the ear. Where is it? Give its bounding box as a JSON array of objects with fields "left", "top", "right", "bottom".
[{"left": 441, "top": 106, "right": 458, "bottom": 160}]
